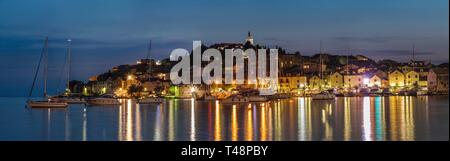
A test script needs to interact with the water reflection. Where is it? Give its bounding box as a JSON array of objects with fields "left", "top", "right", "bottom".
[
  {"left": 231, "top": 105, "right": 238, "bottom": 141},
  {"left": 24, "top": 96, "right": 448, "bottom": 141},
  {"left": 190, "top": 98, "right": 195, "bottom": 141}
]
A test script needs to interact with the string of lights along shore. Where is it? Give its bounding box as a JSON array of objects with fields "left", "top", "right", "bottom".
[{"left": 70, "top": 32, "right": 448, "bottom": 99}]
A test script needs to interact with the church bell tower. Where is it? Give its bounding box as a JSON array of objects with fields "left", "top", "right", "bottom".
[{"left": 245, "top": 31, "right": 254, "bottom": 45}]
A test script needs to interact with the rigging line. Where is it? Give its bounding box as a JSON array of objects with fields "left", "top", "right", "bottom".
[
  {"left": 56, "top": 49, "right": 68, "bottom": 94},
  {"left": 28, "top": 37, "right": 48, "bottom": 98}
]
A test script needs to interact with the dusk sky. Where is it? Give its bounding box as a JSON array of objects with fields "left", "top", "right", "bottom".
[{"left": 0, "top": 0, "right": 448, "bottom": 96}]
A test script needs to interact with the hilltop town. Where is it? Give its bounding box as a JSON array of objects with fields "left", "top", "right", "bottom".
[{"left": 68, "top": 32, "right": 449, "bottom": 98}]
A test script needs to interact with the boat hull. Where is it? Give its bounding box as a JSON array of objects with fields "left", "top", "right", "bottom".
[
  {"left": 248, "top": 96, "right": 268, "bottom": 102},
  {"left": 311, "top": 94, "right": 336, "bottom": 100},
  {"left": 138, "top": 98, "right": 164, "bottom": 104},
  {"left": 86, "top": 98, "right": 120, "bottom": 106},
  {"left": 27, "top": 100, "right": 68, "bottom": 108},
  {"left": 52, "top": 97, "right": 86, "bottom": 104},
  {"left": 221, "top": 97, "right": 249, "bottom": 104}
]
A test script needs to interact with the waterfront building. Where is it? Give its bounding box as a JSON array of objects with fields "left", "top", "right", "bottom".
[
  {"left": 368, "top": 73, "right": 387, "bottom": 88},
  {"left": 405, "top": 70, "right": 420, "bottom": 88},
  {"left": 428, "top": 69, "right": 438, "bottom": 92},
  {"left": 308, "top": 75, "right": 322, "bottom": 90},
  {"left": 329, "top": 72, "right": 344, "bottom": 89},
  {"left": 88, "top": 78, "right": 114, "bottom": 95},
  {"left": 278, "top": 75, "right": 308, "bottom": 93},
  {"left": 389, "top": 69, "right": 405, "bottom": 87},
  {"left": 418, "top": 75, "right": 428, "bottom": 90},
  {"left": 344, "top": 74, "right": 364, "bottom": 89},
  {"left": 428, "top": 68, "right": 449, "bottom": 94}
]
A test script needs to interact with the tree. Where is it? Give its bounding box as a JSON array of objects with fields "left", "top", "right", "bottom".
[{"left": 128, "top": 84, "right": 144, "bottom": 99}]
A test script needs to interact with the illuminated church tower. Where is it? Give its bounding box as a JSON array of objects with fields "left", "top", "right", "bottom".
[{"left": 245, "top": 31, "right": 254, "bottom": 45}]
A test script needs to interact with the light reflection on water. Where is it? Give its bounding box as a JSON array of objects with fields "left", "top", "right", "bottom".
[{"left": 0, "top": 96, "right": 448, "bottom": 141}]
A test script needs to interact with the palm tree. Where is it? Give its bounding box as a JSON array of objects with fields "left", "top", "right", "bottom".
[{"left": 128, "top": 84, "right": 144, "bottom": 99}]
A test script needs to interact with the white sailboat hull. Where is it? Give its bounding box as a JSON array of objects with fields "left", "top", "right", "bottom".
[{"left": 27, "top": 100, "right": 68, "bottom": 108}]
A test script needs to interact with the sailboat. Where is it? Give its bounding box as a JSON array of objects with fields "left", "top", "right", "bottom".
[
  {"left": 51, "top": 39, "right": 86, "bottom": 104},
  {"left": 27, "top": 37, "right": 68, "bottom": 108},
  {"left": 311, "top": 41, "right": 335, "bottom": 100},
  {"left": 138, "top": 40, "right": 164, "bottom": 104}
]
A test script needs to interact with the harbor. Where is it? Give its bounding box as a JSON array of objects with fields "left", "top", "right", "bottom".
[{"left": 1, "top": 96, "right": 448, "bottom": 141}]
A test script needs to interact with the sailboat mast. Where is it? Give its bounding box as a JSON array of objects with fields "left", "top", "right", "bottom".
[
  {"left": 43, "top": 37, "right": 49, "bottom": 97},
  {"left": 67, "top": 39, "right": 71, "bottom": 94}
]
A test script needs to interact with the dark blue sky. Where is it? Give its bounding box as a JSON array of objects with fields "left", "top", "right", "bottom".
[{"left": 0, "top": 0, "right": 448, "bottom": 96}]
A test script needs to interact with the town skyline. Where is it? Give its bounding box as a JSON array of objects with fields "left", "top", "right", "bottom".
[{"left": 0, "top": 0, "right": 448, "bottom": 96}]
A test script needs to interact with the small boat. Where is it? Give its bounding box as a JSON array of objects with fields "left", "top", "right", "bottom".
[
  {"left": 311, "top": 92, "right": 336, "bottom": 100},
  {"left": 27, "top": 37, "right": 69, "bottom": 108},
  {"left": 221, "top": 95, "right": 249, "bottom": 104},
  {"left": 138, "top": 97, "right": 164, "bottom": 104},
  {"left": 248, "top": 95, "right": 268, "bottom": 102},
  {"left": 86, "top": 94, "right": 120, "bottom": 106}
]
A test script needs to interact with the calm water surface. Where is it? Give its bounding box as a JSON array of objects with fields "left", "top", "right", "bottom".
[{"left": 0, "top": 96, "right": 448, "bottom": 141}]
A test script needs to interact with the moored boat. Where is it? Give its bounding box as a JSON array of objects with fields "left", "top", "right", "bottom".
[
  {"left": 311, "top": 92, "right": 336, "bottom": 100},
  {"left": 203, "top": 95, "right": 218, "bottom": 100},
  {"left": 221, "top": 95, "right": 249, "bottom": 104},
  {"left": 27, "top": 100, "right": 68, "bottom": 108},
  {"left": 138, "top": 97, "right": 164, "bottom": 104},
  {"left": 27, "top": 37, "right": 69, "bottom": 108},
  {"left": 86, "top": 94, "right": 120, "bottom": 106},
  {"left": 51, "top": 95, "right": 86, "bottom": 104},
  {"left": 248, "top": 95, "right": 268, "bottom": 102}
]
